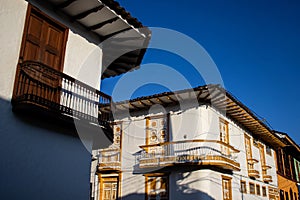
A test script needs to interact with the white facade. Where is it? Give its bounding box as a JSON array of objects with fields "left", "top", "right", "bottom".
[
  {"left": 0, "top": 1, "right": 102, "bottom": 199},
  {"left": 95, "top": 91, "right": 280, "bottom": 200},
  {"left": 0, "top": 0, "right": 147, "bottom": 199}
]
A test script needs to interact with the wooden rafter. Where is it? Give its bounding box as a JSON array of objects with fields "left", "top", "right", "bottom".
[
  {"left": 129, "top": 102, "right": 139, "bottom": 109},
  {"left": 167, "top": 95, "right": 177, "bottom": 103},
  {"left": 138, "top": 100, "right": 148, "bottom": 107},
  {"left": 72, "top": 5, "right": 104, "bottom": 20},
  {"left": 200, "top": 92, "right": 211, "bottom": 101},
  {"left": 103, "top": 27, "right": 132, "bottom": 40},
  {"left": 88, "top": 17, "right": 119, "bottom": 31}
]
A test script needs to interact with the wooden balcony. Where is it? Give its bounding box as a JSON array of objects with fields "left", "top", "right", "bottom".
[
  {"left": 262, "top": 165, "right": 272, "bottom": 182},
  {"left": 98, "top": 148, "right": 120, "bottom": 171},
  {"left": 137, "top": 139, "right": 240, "bottom": 171},
  {"left": 248, "top": 169, "right": 260, "bottom": 178},
  {"left": 263, "top": 174, "right": 272, "bottom": 182},
  {"left": 12, "top": 61, "right": 112, "bottom": 127},
  {"left": 247, "top": 158, "right": 260, "bottom": 178}
]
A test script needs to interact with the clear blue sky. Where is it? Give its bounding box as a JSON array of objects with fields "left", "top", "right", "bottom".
[{"left": 101, "top": 0, "right": 300, "bottom": 144}]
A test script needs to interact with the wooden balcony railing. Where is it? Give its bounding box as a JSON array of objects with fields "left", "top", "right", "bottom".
[
  {"left": 137, "top": 139, "right": 240, "bottom": 171},
  {"left": 12, "top": 61, "right": 111, "bottom": 126},
  {"left": 98, "top": 148, "right": 120, "bottom": 171}
]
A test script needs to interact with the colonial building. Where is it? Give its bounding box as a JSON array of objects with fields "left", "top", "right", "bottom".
[
  {"left": 93, "top": 84, "right": 298, "bottom": 200},
  {"left": 0, "top": 0, "right": 149, "bottom": 199},
  {"left": 275, "top": 131, "right": 300, "bottom": 200}
]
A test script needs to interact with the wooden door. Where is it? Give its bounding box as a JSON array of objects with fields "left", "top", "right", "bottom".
[
  {"left": 21, "top": 5, "right": 68, "bottom": 71},
  {"left": 14, "top": 5, "right": 68, "bottom": 104}
]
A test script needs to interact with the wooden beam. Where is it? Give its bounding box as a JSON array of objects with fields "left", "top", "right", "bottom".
[
  {"left": 225, "top": 106, "right": 242, "bottom": 112},
  {"left": 196, "top": 90, "right": 204, "bottom": 99},
  {"left": 107, "top": 37, "right": 144, "bottom": 43},
  {"left": 158, "top": 97, "right": 168, "bottom": 104},
  {"left": 200, "top": 92, "right": 211, "bottom": 101},
  {"left": 167, "top": 95, "right": 177, "bottom": 103},
  {"left": 103, "top": 27, "right": 132, "bottom": 40},
  {"left": 211, "top": 94, "right": 227, "bottom": 104},
  {"left": 243, "top": 122, "right": 259, "bottom": 126},
  {"left": 88, "top": 17, "right": 119, "bottom": 31},
  {"left": 129, "top": 102, "right": 140, "bottom": 109},
  {"left": 147, "top": 99, "right": 155, "bottom": 105},
  {"left": 138, "top": 100, "right": 148, "bottom": 107},
  {"left": 72, "top": 5, "right": 104, "bottom": 20},
  {"left": 210, "top": 90, "right": 223, "bottom": 101},
  {"left": 229, "top": 112, "right": 248, "bottom": 117}
]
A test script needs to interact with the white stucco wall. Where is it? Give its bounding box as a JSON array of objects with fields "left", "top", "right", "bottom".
[
  {"left": 0, "top": 0, "right": 27, "bottom": 100},
  {"left": 121, "top": 118, "right": 146, "bottom": 172},
  {"left": 0, "top": 1, "right": 104, "bottom": 199},
  {"left": 64, "top": 31, "right": 103, "bottom": 90},
  {"left": 0, "top": 98, "right": 93, "bottom": 200},
  {"left": 170, "top": 107, "right": 201, "bottom": 141},
  {"left": 121, "top": 172, "right": 145, "bottom": 198},
  {"left": 170, "top": 169, "right": 222, "bottom": 200}
]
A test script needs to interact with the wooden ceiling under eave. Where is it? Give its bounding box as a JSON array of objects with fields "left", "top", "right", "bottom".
[{"left": 43, "top": 0, "right": 151, "bottom": 79}]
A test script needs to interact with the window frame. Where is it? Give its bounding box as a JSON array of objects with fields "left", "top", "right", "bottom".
[
  {"left": 262, "top": 186, "right": 267, "bottom": 197},
  {"left": 222, "top": 175, "right": 232, "bottom": 200},
  {"left": 240, "top": 180, "right": 247, "bottom": 194},
  {"left": 99, "top": 175, "right": 120, "bottom": 200},
  {"left": 249, "top": 182, "right": 255, "bottom": 195},
  {"left": 256, "top": 184, "right": 261, "bottom": 196}
]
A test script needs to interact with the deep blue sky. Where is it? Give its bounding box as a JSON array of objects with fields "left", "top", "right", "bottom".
[{"left": 101, "top": 0, "right": 300, "bottom": 144}]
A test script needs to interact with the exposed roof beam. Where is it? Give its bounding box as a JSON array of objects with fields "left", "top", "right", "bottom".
[
  {"left": 88, "top": 17, "right": 119, "bottom": 31},
  {"left": 167, "top": 95, "right": 177, "bottom": 103},
  {"left": 158, "top": 97, "right": 168, "bottom": 104},
  {"left": 72, "top": 5, "right": 104, "bottom": 20},
  {"left": 209, "top": 90, "right": 223, "bottom": 100},
  {"left": 138, "top": 100, "right": 148, "bottom": 107},
  {"left": 199, "top": 92, "right": 210, "bottom": 101},
  {"left": 225, "top": 106, "right": 242, "bottom": 112},
  {"left": 196, "top": 90, "right": 203, "bottom": 99},
  {"left": 211, "top": 94, "right": 227, "bottom": 104},
  {"left": 107, "top": 37, "right": 144, "bottom": 43},
  {"left": 103, "top": 27, "right": 132, "bottom": 40},
  {"left": 129, "top": 102, "right": 139, "bottom": 109}
]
